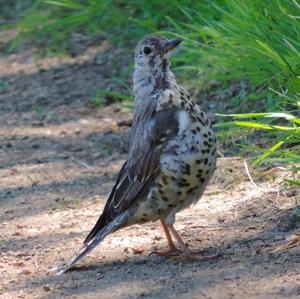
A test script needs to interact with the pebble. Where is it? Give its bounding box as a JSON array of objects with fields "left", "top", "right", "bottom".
[
  {"left": 13, "top": 261, "right": 24, "bottom": 267},
  {"left": 12, "top": 232, "right": 22, "bottom": 236},
  {"left": 43, "top": 285, "right": 51, "bottom": 292},
  {"left": 18, "top": 269, "right": 31, "bottom": 275},
  {"left": 132, "top": 247, "right": 144, "bottom": 255},
  {"left": 153, "top": 233, "right": 163, "bottom": 240}
]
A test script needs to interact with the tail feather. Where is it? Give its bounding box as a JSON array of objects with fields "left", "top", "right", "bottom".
[
  {"left": 83, "top": 214, "right": 107, "bottom": 244},
  {"left": 54, "top": 219, "right": 120, "bottom": 274}
]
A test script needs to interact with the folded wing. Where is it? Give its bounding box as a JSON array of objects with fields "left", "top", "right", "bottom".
[{"left": 84, "top": 97, "right": 179, "bottom": 244}]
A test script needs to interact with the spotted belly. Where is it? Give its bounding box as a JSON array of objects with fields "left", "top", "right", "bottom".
[{"left": 127, "top": 123, "right": 217, "bottom": 225}]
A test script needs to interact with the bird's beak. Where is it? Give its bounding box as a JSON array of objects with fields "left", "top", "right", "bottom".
[{"left": 162, "top": 38, "right": 183, "bottom": 54}]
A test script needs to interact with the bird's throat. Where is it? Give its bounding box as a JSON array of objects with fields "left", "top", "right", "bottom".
[{"left": 133, "top": 67, "right": 175, "bottom": 100}]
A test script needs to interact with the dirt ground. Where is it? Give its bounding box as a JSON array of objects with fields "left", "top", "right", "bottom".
[{"left": 0, "top": 35, "right": 300, "bottom": 299}]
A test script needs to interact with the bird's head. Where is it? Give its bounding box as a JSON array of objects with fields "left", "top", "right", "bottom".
[{"left": 134, "top": 35, "right": 182, "bottom": 72}]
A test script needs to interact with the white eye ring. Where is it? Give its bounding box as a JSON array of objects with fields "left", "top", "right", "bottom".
[{"left": 143, "top": 46, "right": 152, "bottom": 55}]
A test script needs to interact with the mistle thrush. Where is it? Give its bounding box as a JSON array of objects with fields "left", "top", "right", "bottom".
[{"left": 60, "top": 35, "right": 217, "bottom": 272}]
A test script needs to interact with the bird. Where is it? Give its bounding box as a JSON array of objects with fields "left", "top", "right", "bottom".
[{"left": 58, "top": 35, "right": 217, "bottom": 273}]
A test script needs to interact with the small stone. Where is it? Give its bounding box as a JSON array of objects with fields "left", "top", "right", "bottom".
[
  {"left": 132, "top": 247, "right": 144, "bottom": 255},
  {"left": 16, "top": 252, "right": 29, "bottom": 257},
  {"left": 12, "top": 232, "right": 21, "bottom": 236},
  {"left": 18, "top": 269, "right": 31, "bottom": 275},
  {"left": 13, "top": 261, "right": 24, "bottom": 267},
  {"left": 154, "top": 233, "right": 163, "bottom": 240},
  {"left": 43, "top": 286, "right": 51, "bottom": 292}
]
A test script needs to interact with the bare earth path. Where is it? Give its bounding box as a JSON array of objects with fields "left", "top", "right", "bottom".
[{"left": 0, "top": 39, "right": 299, "bottom": 299}]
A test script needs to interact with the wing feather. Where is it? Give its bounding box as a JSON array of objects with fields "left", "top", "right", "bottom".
[{"left": 84, "top": 96, "right": 178, "bottom": 244}]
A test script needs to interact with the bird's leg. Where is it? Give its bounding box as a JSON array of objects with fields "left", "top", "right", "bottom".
[
  {"left": 168, "top": 224, "right": 219, "bottom": 261},
  {"left": 168, "top": 224, "right": 187, "bottom": 251},
  {"left": 160, "top": 220, "right": 178, "bottom": 251},
  {"left": 151, "top": 220, "right": 181, "bottom": 256}
]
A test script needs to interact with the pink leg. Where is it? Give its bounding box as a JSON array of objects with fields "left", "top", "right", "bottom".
[
  {"left": 151, "top": 220, "right": 181, "bottom": 256},
  {"left": 168, "top": 224, "right": 219, "bottom": 261}
]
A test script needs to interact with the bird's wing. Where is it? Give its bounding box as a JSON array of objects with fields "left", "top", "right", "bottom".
[
  {"left": 58, "top": 95, "right": 179, "bottom": 272},
  {"left": 127, "top": 95, "right": 179, "bottom": 182},
  {"left": 84, "top": 95, "right": 179, "bottom": 244}
]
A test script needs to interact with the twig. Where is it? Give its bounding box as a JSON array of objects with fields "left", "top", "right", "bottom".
[
  {"left": 217, "top": 150, "right": 224, "bottom": 158},
  {"left": 34, "top": 260, "right": 39, "bottom": 270},
  {"left": 243, "top": 160, "right": 261, "bottom": 190},
  {"left": 268, "top": 234, "right": 300, "bottom": 253},
  {"left": 204, "top": 189, "right": 223, "bottom": 195},
  {"left": 71, "top": 157, "right": 94, "bottom": 169}
]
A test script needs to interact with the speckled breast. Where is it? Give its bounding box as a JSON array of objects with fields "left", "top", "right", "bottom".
[{"left": 129, "top": 106, "right": 217, "bottom": 224}]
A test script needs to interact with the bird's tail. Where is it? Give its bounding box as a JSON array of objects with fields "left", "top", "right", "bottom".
[{"left": 54, "top": 218, "right": 120, "bottom": 274}]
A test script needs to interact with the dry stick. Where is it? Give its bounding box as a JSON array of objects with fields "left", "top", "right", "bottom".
[
  {"left": 26, "top": 174, "right": 37, "bottom": 185},
  {"left": 243, "top": 160, "right": 261, "bottom": 190},
  {"left": 71, "top": 157, "right": 94, "bottom": 170},
  {"left": 217, "top": 150, "right": 225, "bottom": 158},
  {"left": 34, "top": 260, "right": 39, "bottom": 270},
  {"left": 269, "top": 234, "right": 300, "bottom": 253},
  {"left": 204, "top": 189, "right": 224, "bottom": 195}
]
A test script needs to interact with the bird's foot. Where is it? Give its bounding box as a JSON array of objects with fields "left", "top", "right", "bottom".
[{"left": 150, "top": 245, "right": 182, "bottom": 257}]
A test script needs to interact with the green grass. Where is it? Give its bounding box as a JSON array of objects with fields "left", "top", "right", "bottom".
[
  {"left": 89, "top": 89, "right": 134, "bottom": 108},
  {"left": 216, "top": 112, "right": 300, "bottom": 185},
  {"left": 2, "top": 0, "right": 300, "bottom": 186},
  {"left": 9, "top": 0, "right": 206, "bottom": 52},
  {"left": 12, "top": 1, "right": 299, "bottom": 105},
  {"left": 173, "top": 0, "right": 300, "bottom": 110}
]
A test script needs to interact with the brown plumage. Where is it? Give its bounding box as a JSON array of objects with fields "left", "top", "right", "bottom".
[{"left": 56, "top": 35, "right": 217, "bottom": 273}]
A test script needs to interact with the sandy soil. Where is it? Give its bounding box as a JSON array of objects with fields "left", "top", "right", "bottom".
[{"left": 0, "top": 35, "right": 300, "bottom": 299}]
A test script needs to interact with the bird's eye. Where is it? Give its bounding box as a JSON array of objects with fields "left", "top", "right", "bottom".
[{"left": 143, "top": 46, "right": 151, "bottom": 55}]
